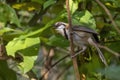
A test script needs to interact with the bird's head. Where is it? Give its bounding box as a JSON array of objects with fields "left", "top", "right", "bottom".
[
  {"left": 54, "top": 22, "right": 68, "bottom": 29},
  {"left": 54, "top": 22, "right": 69, "bottom": 38}
]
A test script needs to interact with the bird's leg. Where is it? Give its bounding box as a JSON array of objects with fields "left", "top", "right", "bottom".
[{"left": 71, "top": 46, "right": 87, "bottom": 58}]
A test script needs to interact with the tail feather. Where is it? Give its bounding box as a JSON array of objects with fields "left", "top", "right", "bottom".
[{"left": 88, "top": 38, "right": 108, "bottom": 67}]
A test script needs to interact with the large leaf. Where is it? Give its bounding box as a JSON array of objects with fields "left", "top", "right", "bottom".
[
  {"left": 19, "top": 56, "right": 37, "bottom": 73},
  {"left": 72, "top": 10, "right": 96, "bottom": 29},
  {"left": 6, "top": 37, "right": 40, "bottom": 73},
  {"left": 69, "top": 0, "right": 78, "bottom": 14},
  {"left": 47, "top": 35, "right": 69, "bottom": 47},
  {"left": 0, "top": 3, "right": 21, "bottom": 27},
  {"left": 6, "top": 37, "right": 40, "bottom": 57}
]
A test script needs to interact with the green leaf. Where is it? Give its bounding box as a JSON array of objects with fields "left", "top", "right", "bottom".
[
  {"left": 0, "top": 27, "right": 14, "bottom": 35},
  {"left": 12, "top": 2, "right": 41, "bottom": 11},
  {"left": 2, "top": 29, "right": 25, "bottom": 42},
  {"left": 0, "top": 3, "right": 21, "bottom": 27},
  {"left": 43, "top": 0, "right": 56, "bottom": 10},
  {"left": 81, "top": 54, "right": 102, "bottom": 73},
  {"left": 31, "top": 0, "right": 44, "bottom": 4},
  {"left": 19, "top": 56, "right": 37, "bottom": 73},
  {"left": 19, "top": 11, "right": 65, "bottom": 38},
  {"left": 0, "top": 61, "right": 17, "bottom": 80},
  {"left": 6, "top": 37, "right": 40, "bottom": 73},
  {"left": 47, "top": 35, "right": 69, "bottom": 47},
  {"left": 6, "top": 37, "right": 40, "bottom": 57},
  {"left": 105, "top": 0, "right": 120, "bottom": 8},
  {"left": 72, "top": 10, "right": 96, "bottom": 29},
  {"left": 69, "top": 0, "right": 78, "bottom": 14}
]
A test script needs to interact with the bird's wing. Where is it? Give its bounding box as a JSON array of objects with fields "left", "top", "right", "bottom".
[
  {"left": 72, "top": 25, "right": 98, "bottom": 35},
  {"left": 72, "top": 25, "right": 99, "bottom": 43}
]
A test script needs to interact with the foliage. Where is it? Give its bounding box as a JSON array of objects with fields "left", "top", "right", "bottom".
[
  {"left": 0, "top": 0, "right": 120, "bottom": 80},
  {"left": 0, "top": 61, "right": 17, "bottom": 80}
]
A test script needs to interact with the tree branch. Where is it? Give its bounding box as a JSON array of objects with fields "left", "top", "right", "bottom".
[
  {"left": 95, "top": 0, "right": 120, "bottom": 34},
  {"left": 98, "top": 44, "right": 120, "bottom": 57},
  {"left": 66, "top": 0, "right": 80, "bottom": 80}
]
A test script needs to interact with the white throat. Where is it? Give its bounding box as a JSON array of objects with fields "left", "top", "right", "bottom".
[
  {"left": 56, "top": 25, "right": 69, "bottom": 38},
  {"left": 57, "top": 25, "right": 65, "bottom": 29}
]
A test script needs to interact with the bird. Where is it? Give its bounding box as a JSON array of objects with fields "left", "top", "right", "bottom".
[{"left": 54, "top": 22, "right": 108, "bottom": 66}]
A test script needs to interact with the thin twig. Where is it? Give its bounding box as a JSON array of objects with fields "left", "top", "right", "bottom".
[
  {"left": 95, "top": 0, "right": 120, "bottom": 34},
  {"left": 108, "top": 13, "right": 118, "bottom": 23},
  {"left": 66, "top": 0, "right": 80, "bottom": 80},
  {"left": 39, "top": 54, "right": 69, "bottom": 80},
  {"left": 98, "top": 44, "right": 120, "bottom": 57},
  {"left": 51, "top": 54, "right": 70, "bottom": 68},
  {"left": 104, "top": 40, "right": 120, "bottom": 43}
]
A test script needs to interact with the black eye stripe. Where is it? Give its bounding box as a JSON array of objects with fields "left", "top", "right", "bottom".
[
  {"left": 63, "top": 28, "right": 68, "bottom": 40},
  {"left": 55, "top": 22, "right": 66, "bottom": 27}
]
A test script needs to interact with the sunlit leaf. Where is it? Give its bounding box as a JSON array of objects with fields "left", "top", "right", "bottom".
[
  {"left": 0, "top": 27, "right": 14, "bottom": 35},
  {"left": 19, "top": 56, "right": 37, "bottom": 73},
  {"left": 6, "top": 37, "right": 40, "bottom": 74},
  {"left": 6, "top": 37, "right": 40, "bottom": 57},
  {"left": 105, "top": 2, "right": 117, "bottom": 8},
  {"left": 69, "top": 0, "right": 78, "bottom": 14},
  {"left": 12, "top": 2, "right": 41, "bottom": 11},
  {"left": 105, "top": 0, "right": 120, "bottom": 8},
  {"left": 72, "top": 10, "right": 96, "bottom": 29}
]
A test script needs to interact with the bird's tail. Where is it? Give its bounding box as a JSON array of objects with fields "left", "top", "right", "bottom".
[{"left": 88, "top": 38, "right": 108, "bottom": 67}]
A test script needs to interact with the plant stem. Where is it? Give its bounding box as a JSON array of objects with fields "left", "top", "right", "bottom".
[{"left": 66, "top": 0, "right": 80, "bottom": 80}]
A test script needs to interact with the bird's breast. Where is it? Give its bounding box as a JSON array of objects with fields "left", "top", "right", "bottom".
[{"left": 72, "top": 31, "right": 91, "bottom": 47}]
